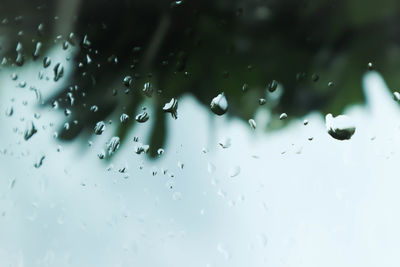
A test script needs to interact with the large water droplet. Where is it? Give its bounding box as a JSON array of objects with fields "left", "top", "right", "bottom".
[
  {"left": 43, "top": 56, "right": 51, "bottom": 68},
  {"left": 210, "top": 93, "right": 228, "bottom": 115},
  {"left": 120, "top": 113, "right": 129, "bottom": 123},
  {"left": 248, "top": 119, "right": 256, "bottom": 130},
  {"left": 325, "top": 113, "right": 356, "bottom": 140}
]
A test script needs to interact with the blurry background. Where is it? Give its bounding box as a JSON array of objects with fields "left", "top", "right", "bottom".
[{"left": 2, "top": 0, "right": 400, "bottom": 266}]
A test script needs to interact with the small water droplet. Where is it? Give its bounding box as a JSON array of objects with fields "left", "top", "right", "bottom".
[
  {"left": 393, "top": 91, "right": 400, "bottom": 102},
  {"left": 53, "top": 63, "right": 64, "bottom": 81},
  {"left": 135, "top": 111, "right": 149, "bottom": 123},
  {"left": 123, "top": 76, "right": 132, "bottom": 87},
  {"left": 94, "top": 121, "right": 106, "bottom": 135},
  {"left": 163, "top": 98, "right": 178, "bottom": 119},
  {"left": 258, "top": 98, "right": 266, "bottom": 105},
  {"left": 33, "top": 42, "right": 42, "bottom": 59},
  {"left": 24, "top": 121, "right": 37, "bottom": 141},
  {"left": 157, "top": 148, "right": 164, "bottom": 155},
  {"left": 267, "top": 80, "right": 278, "bottom": 92},
  {"left": 229, "top": 166, "right": 241, "bottom": 177},
  {"left": 43, "top": 56, "right": 51, "bottom": 68},
  {"left": 142, "top": 82, "right": 153, "bottom": 97},
  {"left": 303, "top": 119, "right": 309, "bottom": 125},
  {"left": 34, "top": 155, "right": 45, "bottom": 168},
  {"left": 120, "top": 113, "right": 130, "bottom": 123},
  {"left": 90, "top": 105, "right": 98, "bottom": 112},
  {"left": 279, "top": 113, "right": 287, "bottom": 120},
  {"left": 107, "top": 136, "right": 120, "bottom": 155},
  {"left": 5, "top": 106, "right": 13, "bottom": 117},
  {"left": 248, "top": 119, "right": 256, "bottom": 130}
]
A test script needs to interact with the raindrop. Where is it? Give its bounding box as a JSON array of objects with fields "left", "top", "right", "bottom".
[
  {"left": 82, "top": 34, "right": 91, "bottom": 48},
  {"left": 267, "top": 80, "right": 278, "bottom": 92},
  {"left": 53, "top": 63, "right": 64, "bottom": 81},
  {"left": 134, "top": 143, "right": 150, "bottom": 154},
  {"left": 5, "top": 106, "right": 13, "bottom": 117},
  {"left": 248, "top": 119, "right": 256, "bottom": 130},
  {"left": 120, "top": 113, "right": 129, "bottom": 123},
  {"left": 43, "top": 56, "right": 51, "bottom": 68},
  {"left": 311, "top": 73, "right": 319, "bottom": 82},
  {"left": 107, "top": 136, "right": 120, "bottom": 155},
  {"left": 11, "top": 73, "right": 18, "bottom": 80},
  {"left": 24, "top": 121, "right": 37, "bottom": 141},
  {"left": 210, "top": 92, "right": 228, "bottom": 115},
  {"left": 97, "top": 150, "right": 105, "bottom": 159},
  {"left": 142, "top": 82, "right": 153, "bottom": 97},
  {"left": 259, "top": 98, "right": 266, "bottom": 105},
  {"left": 90, "top": 105, "right": 98, "bottom": 112},
  {"left": 135, "top": 111, "right": 149, "bottom": 123},
  {"left": 123, "top": 76, "right": 132, "bottom": 87},
  {"left": 325, "top": 113, "right": 356, "bottom": 140},
  {"left": 229, "top": 166, "right": 241, "bottom": 177},
  {"left": 34, "top": 155, "right": 45, "bottom": 168},
  {"left": 157, "top": 148, "right": 164, "bottom": 155},
  {"left": 15, "top": 53, "right": 24, "bottom": 66},
  {"left": 328, "top": 81, "right": 334, "bottom": 87},
  {"left": 94, "top": 121, "right": 106, "bottom": 135},
  {"left": 218, "top": 137, "right": 231, "bottom": 148},
  {"left": 367, "top": 62, "right": 375, "bottom": 70},
  {"left": 207, "top": 162, "right": 216, "bottom": 174},
  {"left": 64, "top": 108, "right": 71, "bottom": 116},
  {"left": 279, "top": 113, "right": 287, "bottom": 120},
  {"left": 393, "top": 91, "right": 400, "bottom": 102},
  {"left": 86, "top": 54, "right": 92, "bottom": 64},
  {"left": 163, "top": 98, "right": 178, "bottom": 119},
  {"left": 33, "top": 42, "right": 42, "bottom": 59},
  {"left": 177, "top": 161, "right": 184, "bottom": 170},
  {"left": 37, "top": 23, "right": 44, "bottom": 35},
  {"left": 242, "top": 83, "right": 249, "bottom": 92},
  {"left": 303, "top": 119, "right": 309, "bottom": 125}
]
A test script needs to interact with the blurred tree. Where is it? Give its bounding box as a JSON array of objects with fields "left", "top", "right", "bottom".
[{"left": 1, "top": 0, "right": 400, "bottom": 156}]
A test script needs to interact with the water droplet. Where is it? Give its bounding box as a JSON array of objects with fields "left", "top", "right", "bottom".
[
  {"left": 367, "top": 62, "right": 375, "bottom": 70},
  {"left": 11, "top": 73, "right": 18, "bottom": 80},
  {"left": 142, "top": 82, "right": 153, "bottom": 97},
  {"left": 82, "top": 34, "right": 91, "bottom": 48},
  {"left": 177, "top": 161, "right": 184, "bottom": 169},
  {"left": 120, "top": 113, "right": 129, "bottom": 123},
  {"left": 393, "top": 91, "right": 400, "bottom": 102},
  {"left": 328, "top": 81, "right": 334, "bottom": 87},
  {"left": 43, "top": 56, "right": 51, "bottom": 68},
  {"left": 107, "top": 136, "right": 120, "bottom": 155},
  {"left": 242, "top": 83, "right": 248, "bottom": 92},
  {"left": 218, "top": 137, "right": 231, "bottom": 148},
  {"left": 303, "top": 119, "right": 309, "bottom": 125},
  {"left": 135, "top": 111, "right": 149, "bottom": 123},
  {"left": 210, "top": 93, "right": 228, "bottom": 115},
  {"left": 33, "top": 42, "right": 42, "bottom": 59},
  {"left": 64, "top": 108, "right": 71, "bottom": 116},
  {"left": 325, "top": 113, "right": 356, "bottom": 140},
  {"left": 90, "top": 105, "right": 98, "bottom": 112},
  {"left": 24, "top": 121, "right": 37, "bottom": 141},
  {"left": 94, "top": 121, "right": 106, "bottom": 135},
  {"left": 123, "top": 76, "right": 132, "bottom": 87},
  {"left": 157, "top": 148, "right": 164, "bottom": 155},
  {"left": 163, "top": 98, "right": 178, "bottom": 119},
  {"left": 259, "top": 98, "right": 266, "bottom": 105},
  {"left": 279, "top": 113, "right": 287, "bottom": 120},
  {"left": 34, "top": 155, "right": 45, "bottom": 168},
  {"left": 229, "top": 166, "right": 241, "bottom": 177},
  {"left": 134, "top": 143, "right": 150, "bottom": 154},
  {"left": 311, "top": 73, "right": 319, "bottom": 82},
  {"left": 207, "top": 162, "right": 216, "bottom": 173},
  {"left": 53, "top": 63, "right": 64, "bottom": 81},
  {"left": 267, "top": 80, "right": 278, "bottom": 92},
  {"left": 97, "top": 150, "right": 105, "bottom": 159},
  {"left": 248, "top": 119, "right": 256, "bottom": 130},
  {"left": 5, "top": 106, "right": 13, "bottom": 117}
]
